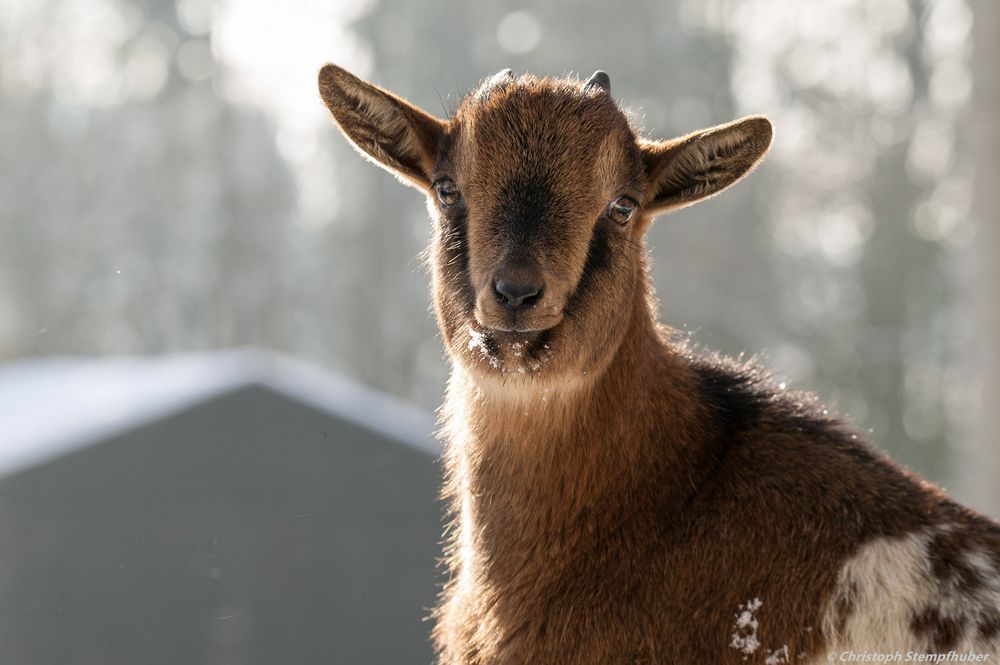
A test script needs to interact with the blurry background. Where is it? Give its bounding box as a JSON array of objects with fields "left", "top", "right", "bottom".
[{"left": 1, "top": 0, "right": 999, "bottom": 659}]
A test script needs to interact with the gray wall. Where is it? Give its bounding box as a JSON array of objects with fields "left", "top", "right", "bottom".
[{"left": 0, "top": 385, "right": 443, "bottom": 665}]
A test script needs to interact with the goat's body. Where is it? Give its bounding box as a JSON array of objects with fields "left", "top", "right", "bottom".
[
  {"left": 434, "top": 293, "right": 1000, "bottom": 664},
  {"left": 318, "top": 65, "right": 1000, "bottom": 663}
]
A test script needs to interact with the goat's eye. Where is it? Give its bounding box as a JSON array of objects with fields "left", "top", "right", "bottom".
[
  {"left": 608, "top": 196, "right": 637, "bottom": 225},
  {"left": 435, "top": 178, "right": 461, "bottom": 207}
]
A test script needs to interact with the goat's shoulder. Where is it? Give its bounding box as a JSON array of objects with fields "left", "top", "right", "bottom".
[
  {"left": 665, "top": 349, "right": 1000, "bottom": 658},
  {"left": 680, "top": 347, "right": 927, "bottom": 506},
  {"left": 671, "top": 347, "right": 969, "bottom": 555}
]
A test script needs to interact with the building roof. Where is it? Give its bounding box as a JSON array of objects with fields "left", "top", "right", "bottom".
[{"left": 0, "top": 348, "right": 439, "bottom": 478}]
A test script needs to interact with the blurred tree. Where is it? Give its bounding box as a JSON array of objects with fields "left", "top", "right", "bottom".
[
  {"left": 685, "top": 0, "right": 975, "bottom": 494},
  {"left": 962, "top": 0, "right": 1000, "bottom": 513},
  {"left": 0, "top": 0, "right": 989, "bottom": 507}
]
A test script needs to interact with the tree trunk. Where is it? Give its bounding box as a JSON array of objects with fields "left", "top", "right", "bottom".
[{"left": 965, "top": 0, "right": 1000, "bottom": 514}]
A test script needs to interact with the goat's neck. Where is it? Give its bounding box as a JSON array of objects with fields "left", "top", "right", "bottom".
[{"left": 442, "top": 286, "right": 709, "bottom": 570}]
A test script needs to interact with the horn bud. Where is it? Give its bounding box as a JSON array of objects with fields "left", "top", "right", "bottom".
[
  {"left": 491, "top": 68, "right": 515, "bottom": 84},
  {"left": 583, "top": 70, "right": 611, "bottom": 94},
  {"left": 477, "top": 68, "right": 516, "bottom": 102}
]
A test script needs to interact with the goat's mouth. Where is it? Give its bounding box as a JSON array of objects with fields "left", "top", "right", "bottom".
[
  {"left": 477, "top": 315, "right": 563, "bottom": 335},
  {"left": 487, "top": 328, "right": 543, "bottom": 343},
  {"left": 472, "top": 305, "right": 564, "bottom": 335}
]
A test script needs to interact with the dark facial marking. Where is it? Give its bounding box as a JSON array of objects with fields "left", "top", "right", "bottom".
[
  {"left": 495, "top": 176, "right": 554, "bottom": 250},
  {"left": 566, "top": 221, "right": 612, "bottom": 309},
  {"left": 439, "top": 206, "right": 476, "bottom": 310}
]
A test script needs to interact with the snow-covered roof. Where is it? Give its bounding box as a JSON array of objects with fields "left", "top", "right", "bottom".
[{"left": 0, "top": 348, "right": 439, "bottom": 478}]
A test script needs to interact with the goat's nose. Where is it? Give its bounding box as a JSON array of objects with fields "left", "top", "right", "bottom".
[{"left": 493, "top": 277, "right": 544, "bottom": 309}]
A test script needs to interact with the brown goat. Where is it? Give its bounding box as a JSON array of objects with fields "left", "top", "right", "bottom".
[{"left": 318, "top": 65, "right": 1000, "bottom": 664}]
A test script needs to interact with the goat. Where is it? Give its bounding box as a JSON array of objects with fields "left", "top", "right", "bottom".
[{"left": 318, "top": 65, "right": 1000, "bottom": 664}]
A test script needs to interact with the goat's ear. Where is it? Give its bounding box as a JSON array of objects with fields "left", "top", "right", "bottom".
[
  {"left": 639, "top": 116, "right": 772, "bottom": 216},
  {"left": 318, "top": 64, "right": 446, "bottom": 189}
]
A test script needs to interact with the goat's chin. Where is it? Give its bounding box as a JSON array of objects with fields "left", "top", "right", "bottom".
[{"left": 460, "top": 318, "right": 562, "bottom": 379}]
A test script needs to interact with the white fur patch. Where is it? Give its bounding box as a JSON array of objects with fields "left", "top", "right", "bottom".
[{"left": 807, "top": 526, "right": 1000, "bottom": 663}]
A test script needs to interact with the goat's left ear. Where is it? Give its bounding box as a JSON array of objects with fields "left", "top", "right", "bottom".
[
  {"left": 318, "top": 64, "right": 446, "bottom": 189},
  {"left": 640, "top": 116, "right": 772, "bottom": 216}
]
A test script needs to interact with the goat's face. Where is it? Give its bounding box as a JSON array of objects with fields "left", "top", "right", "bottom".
[
  {"left": 319, "top": 66, "right": 772, "bottom": 386},
  {"left": 430, "top": 74, "right": 646, "bottom": 381}
]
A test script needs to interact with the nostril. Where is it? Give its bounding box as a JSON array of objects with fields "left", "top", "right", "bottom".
[
  {"left": 493, "top": 279, "right": 544, "bottom": 309},
  {"left": 492, "top": 281, "right": 508, "bottom": 305},
  {"left": 519, "top": 286, "right": 543, "bottom": 308}
]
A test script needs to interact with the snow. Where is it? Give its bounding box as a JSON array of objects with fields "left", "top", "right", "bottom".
[
  {"left": 465, "top": 327, "right": 550, "bottom": 374},
  {"left": 729, "top": 599, "right": 793, "bottom": 664},
  {"left": 765, "top": 645, "right": 789, "bottom": 664},
  {"left": 467, "top": 327, "right": 499, "bottom": 368},
  {"left": 730, "top": 597, "right": 763, "bottom": 657},
  {"left": 467, "top": 327, "right": 487, "bottom": 354}
]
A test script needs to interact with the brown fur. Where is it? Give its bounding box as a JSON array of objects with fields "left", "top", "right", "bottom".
[{"left": 317, "top": 65, "right": 1000, "bottom": 663}]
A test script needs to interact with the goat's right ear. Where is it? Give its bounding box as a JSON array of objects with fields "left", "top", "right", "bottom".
[
  {"left": 318, "top": 64, "right": 446, "bottom": 189},
  {"left": 639, "top": 116, "right": 772, "bottom": 217}
]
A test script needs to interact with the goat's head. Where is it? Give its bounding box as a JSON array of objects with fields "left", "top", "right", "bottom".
[{"left": 319, "top": 65, "right": 772, "bottom": 389}]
